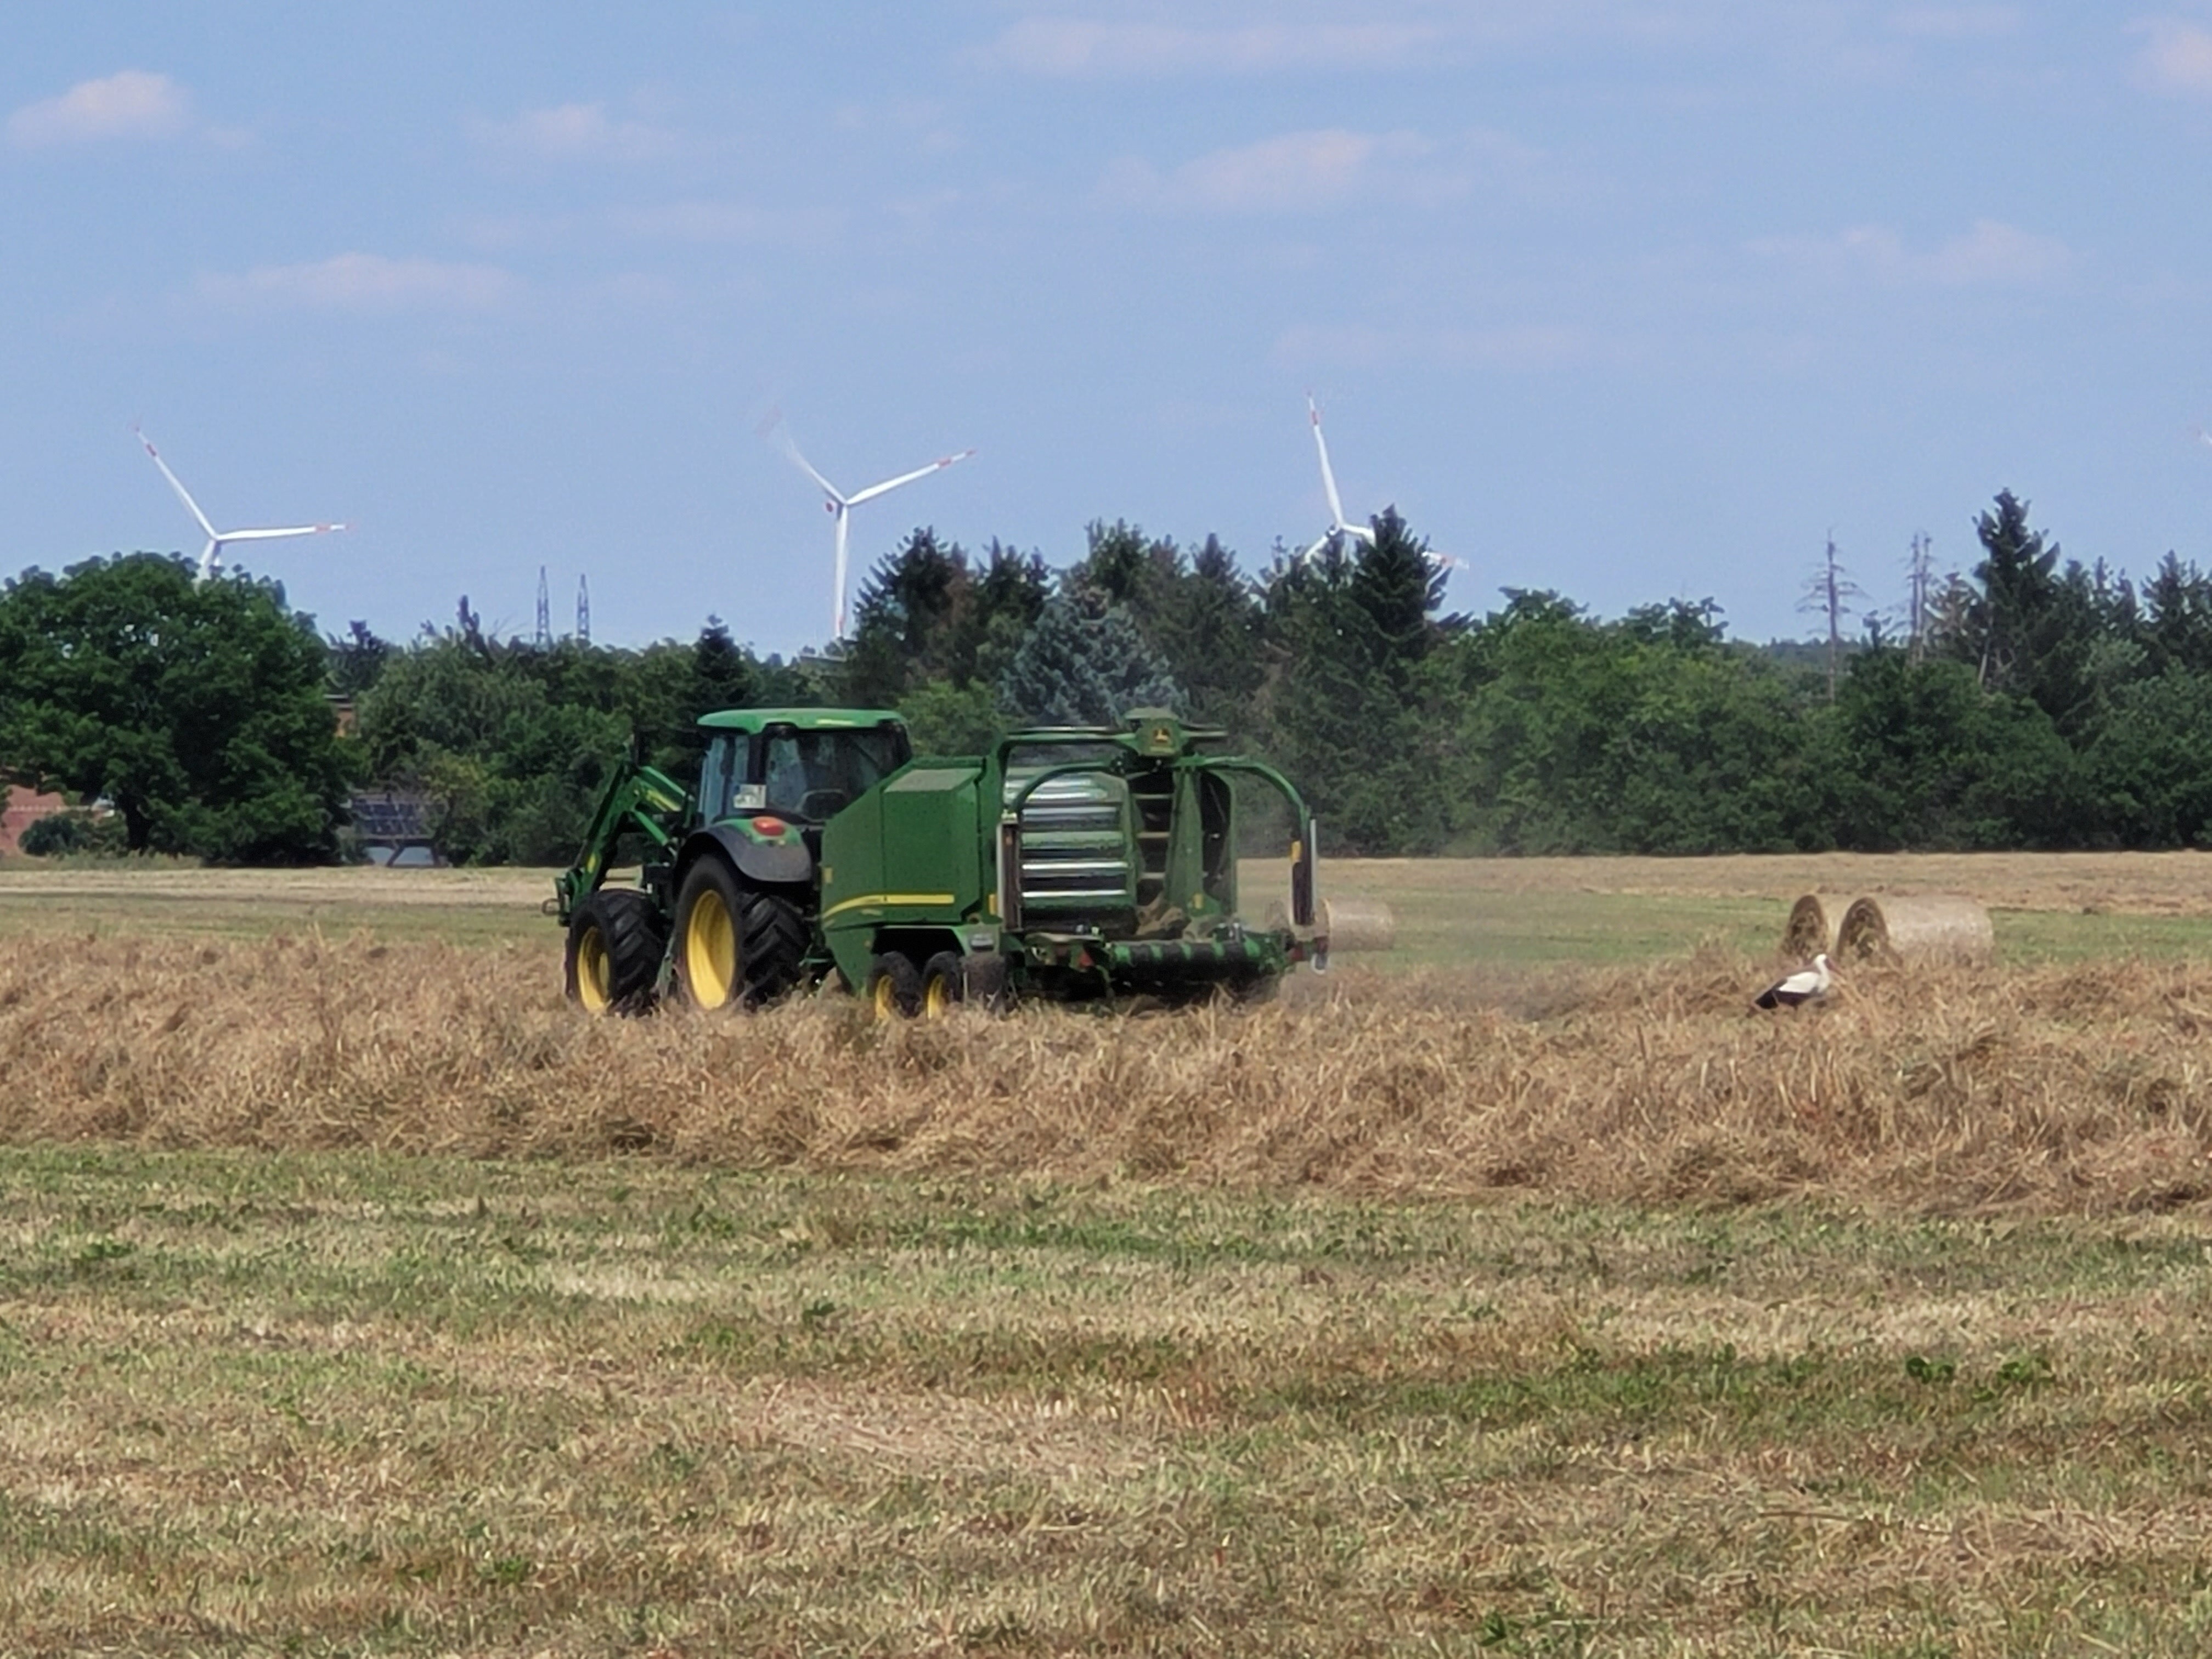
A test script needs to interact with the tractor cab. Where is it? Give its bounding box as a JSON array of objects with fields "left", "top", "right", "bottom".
[{"left": 695, "top": 709, "right": 911, "bottom": 833}]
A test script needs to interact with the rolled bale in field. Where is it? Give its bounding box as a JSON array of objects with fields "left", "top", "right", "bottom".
[
  {"left": 1833, "top": 893, "right": 1994, "bottom": 965},
  {"left": 1781, "top": 893, "right": 1857, "bottom": 958},
  {"left": 1321, "top": 896, "right": 1396, "bottom": 952}
]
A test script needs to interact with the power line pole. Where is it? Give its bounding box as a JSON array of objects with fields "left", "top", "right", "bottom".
[
  {"left": 534, "top": 566, "right": 551, "bottom": 648},
  {"left": 575, "top": 574, "right": 591, "bottom": 645}
]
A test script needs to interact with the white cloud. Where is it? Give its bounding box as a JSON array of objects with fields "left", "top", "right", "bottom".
[
  {"left": 1103, "top": 128, "right": 1459, "bottom": 213},
  {"left": 199, "top": 253, "right": 517, "bottom": 313},
  {"left": 7, "top": 70, "right": 191, "bottom": 147},
  {"left": 973, "top": 17, "right": 1438, "bottom": 76},
  {"left": 1748, "top": 219, "right": 2072, "bottom": 287},
  {"left": 2134, "top": 19, "right": 2212, "bottom": 95},
  {"left": 475, "top": 101, "right": 678, "bottom": 161}
]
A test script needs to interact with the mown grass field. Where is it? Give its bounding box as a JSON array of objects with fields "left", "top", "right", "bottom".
[
  {"left": 12, "top": 847, "right": 2212, "bottom": 962},
  {"left": 11, "top": 1148, "right": 2212, "bottom": 1655},
  {"left": 7, "top": 853, "right": 2212, "bottom": 1654}
]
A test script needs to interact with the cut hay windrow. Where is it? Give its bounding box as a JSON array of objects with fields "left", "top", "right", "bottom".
[{"left": 3, "top": 931, "right": 2209, "bottom": 1216}]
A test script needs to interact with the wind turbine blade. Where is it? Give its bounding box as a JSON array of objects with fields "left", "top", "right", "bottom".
[
  {"left": 832, "top": 510, "right": 851, "bottom": 640},
  {"left": 136, "top": 427, "right": 220, "bottom": 543},
  {"left": 844, "top": 448, "right": 975, "bottom": 507},
  {"left": 1307, "top": 396, "right": 1350, "bottom": 532},
  {"left": 770, "top": 424, "right": 847, "bottom": 506},
  {"left": 196, "top": 540, "right": 219, "bottom": 583},
  {"left": 217, "top": 523, "right": 345, "bottom": 542}
]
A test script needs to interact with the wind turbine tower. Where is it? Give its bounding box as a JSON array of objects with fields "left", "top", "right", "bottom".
[{"left": 762, "top": 413, "right": 974, "bottom": 640}]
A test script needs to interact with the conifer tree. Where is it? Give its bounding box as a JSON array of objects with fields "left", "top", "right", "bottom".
[{"left": 996, "top": 593, "right": 1181, "bottom": 727}]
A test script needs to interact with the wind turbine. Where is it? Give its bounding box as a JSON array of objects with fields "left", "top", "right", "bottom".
[
  {"left": 763, "top": 413, "right": 974, "bottom": 640},
  {"left": 134, "top": 426, "right": 346, "bottom": 583},
  {"left": 1302, "top": 393, "right": 1375, "bottom": 562},
  {"left": 1299, "top": 396, "right": 1464, "bottom": 574}
]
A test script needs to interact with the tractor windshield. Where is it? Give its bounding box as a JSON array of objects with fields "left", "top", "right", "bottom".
[{"left": 761, "top": 726, "right": 911, "bottom": 821}]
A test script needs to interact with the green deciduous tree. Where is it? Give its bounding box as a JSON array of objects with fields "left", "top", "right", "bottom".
[
  {"left": 2083, "top": 667, "right": 2212, "bottom": 847},
  {"left": 352, "top": 616, "right": 792, "bottom": 865},
  {"left": 1447, "top": 592, "right": 1820, "bottom": 855},
  {"left": 0, "top": 554, "right": 349, "bottom": 861},
  {"left": 1824, "top": 650, "right": 2087, "bottom": 850}
]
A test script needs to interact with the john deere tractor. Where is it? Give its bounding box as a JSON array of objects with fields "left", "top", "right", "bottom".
[{"left": 554, "top": 707, "right": 1322, "bottom": 1015}]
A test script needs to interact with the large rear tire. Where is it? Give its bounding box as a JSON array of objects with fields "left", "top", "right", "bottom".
[
  {"left": 672, "top": 857, "right": 807, "bottom": 1011},
  {"left": 565, "top": 889, "right": 664, "bottom": 1015}
]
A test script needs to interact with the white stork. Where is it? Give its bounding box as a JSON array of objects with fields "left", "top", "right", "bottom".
[{"left": 1753, "top": 952, "right": 1832, "bottom": 1011}]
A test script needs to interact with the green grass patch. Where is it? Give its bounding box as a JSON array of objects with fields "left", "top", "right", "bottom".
[{"left": 6, "top": 1148, "right": 2212, "bottom": 1652}]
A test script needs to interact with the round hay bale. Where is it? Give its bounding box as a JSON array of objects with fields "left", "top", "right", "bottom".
[
  {"left": 1834, "top": 894, "right": 1993, "bottom": 964},
  {"left": 1782, "top": 893, "right": 1855, "bottom": 958},
  {"left": 1320, "top": 895, "right": 1396, "bottom": 952}
]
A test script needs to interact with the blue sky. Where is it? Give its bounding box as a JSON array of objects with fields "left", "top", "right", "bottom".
[{"left": 5, "top": 2, "right": 2210, "bottom": 656}]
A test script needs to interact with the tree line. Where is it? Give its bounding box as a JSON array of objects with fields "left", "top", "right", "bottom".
[{"left": 7, "top": 487, "right": 2212, "bottom": 864}]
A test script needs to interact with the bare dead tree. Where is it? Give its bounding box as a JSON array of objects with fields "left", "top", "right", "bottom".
[
  {"left": 1799, "top": 534, "right": 1867, "bottom": 702},
  {"left": 1904, "top": 532, "right": 1935, "bottom": 664}
]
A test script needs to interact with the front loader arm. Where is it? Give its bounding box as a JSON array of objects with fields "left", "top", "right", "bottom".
[{"left": 552, "top": 758, "right": 689, "bottom": 924}]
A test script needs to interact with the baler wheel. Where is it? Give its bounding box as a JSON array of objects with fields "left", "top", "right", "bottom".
[
  {"left": 961, "top": 952, "right": 1013, "bottom": 1014},
  {"left": 565, "top": 889, "right": 664, "bottom": 1015},
  {"left": 673, "top": 858, "right": 806, "bottom": 1010},
  {"left": 921, "top": 952, "right": 965, "bottom": 1018},
  {"left": 866, "top": 953, "right": 923, "bottom": 1019}
]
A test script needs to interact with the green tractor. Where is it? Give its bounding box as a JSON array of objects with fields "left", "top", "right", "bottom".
[{"left": 553, "top": 707, "right": 1322, "bottom": 1015}]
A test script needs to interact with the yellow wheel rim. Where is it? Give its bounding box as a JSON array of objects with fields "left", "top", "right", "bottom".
[
  {"left": 923, "top": 974, "right": 953, "bottom": 1019},
  {"left": 871, "top": 968, "right": 901, "bottom": 1020},
  {"left": 685, "top": 889, "right": 738, "bottom": 1007},
  {"left": 576, "top": 926, "right": 613, "bottom": 1013}
]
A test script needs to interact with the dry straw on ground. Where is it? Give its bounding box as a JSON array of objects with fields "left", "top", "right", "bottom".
[{"left": 6, "top": 929, "right": 2211, "bottom": 1216}]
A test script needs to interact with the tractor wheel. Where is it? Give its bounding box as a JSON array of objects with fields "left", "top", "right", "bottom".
[
  {"left": 865, "top": 953, "right": 923, "bottom": 1020},
  {"left": 565, "top": 889, "right": 665, "bottom": 1015},
  {"left": 921, "top": 952, "right": 965, "bottom": 1018},
  {"left": 672, "top": 858, "right": 807, "bottom": 1011}
]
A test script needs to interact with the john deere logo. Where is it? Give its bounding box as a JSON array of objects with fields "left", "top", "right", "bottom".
[{"left": 1149, "top": 724, "right": 1172, "bottom": 751}]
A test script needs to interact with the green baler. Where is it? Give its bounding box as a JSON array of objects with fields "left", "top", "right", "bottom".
[{"left": 554, "top": 707, "right": 1322, "bottom": 1016}]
